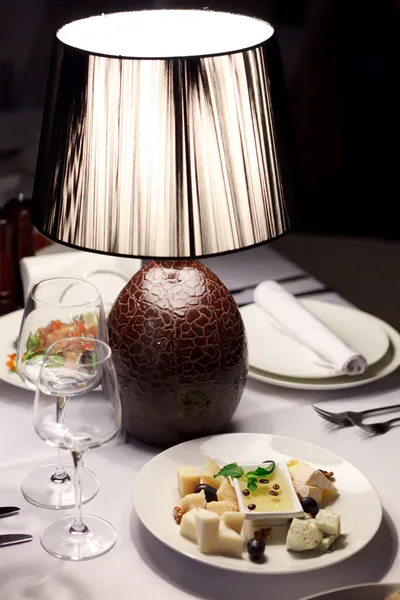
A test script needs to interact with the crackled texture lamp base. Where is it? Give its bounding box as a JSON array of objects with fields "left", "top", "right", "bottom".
[{"left": 107, "top": 260, "right": 247, "bottom": 447}]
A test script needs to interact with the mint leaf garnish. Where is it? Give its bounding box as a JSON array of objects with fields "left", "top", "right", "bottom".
[
  {"left": 247, "top": 478, "right": 258, "bottom": 492},
  {"left": 214, "top": 463, "right": 245, "bottom": 479},
  {"left": 252, "top": 463, "right": 275, "bottom": 477}
]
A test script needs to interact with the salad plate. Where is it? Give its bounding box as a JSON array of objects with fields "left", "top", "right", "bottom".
[
  {"left": 0, "top": 309, "right": 100, "bottom": 391},
  {"left": 0, "top": 310, "right": 27, "bottom": 390},
  {"left": 133, "top": 432, "right": 382, "bottom": 574}
]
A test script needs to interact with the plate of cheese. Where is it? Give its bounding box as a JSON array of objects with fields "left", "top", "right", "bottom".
[{"left": 133, "top": 432, "right": 382, "bottom": 574}]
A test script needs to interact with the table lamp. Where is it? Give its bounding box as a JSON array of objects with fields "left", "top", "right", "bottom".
[{"left": 31, "top": 10, "right": 297, "bottom": 447}]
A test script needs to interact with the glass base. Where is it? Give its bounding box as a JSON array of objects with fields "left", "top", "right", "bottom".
[
  {"left": 21, "top": 463, "right": 99, "bottom": 509},
  {"left": 41, "top": 514, "right": 117, "bottom": 560}
]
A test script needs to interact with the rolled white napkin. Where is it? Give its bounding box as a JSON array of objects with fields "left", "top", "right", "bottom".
[
  {"left": 20, "top": 249, "right": 142, "bottom": 310},
  {"left": 253, "top": 281, "right": 367, "bottom": 376}
]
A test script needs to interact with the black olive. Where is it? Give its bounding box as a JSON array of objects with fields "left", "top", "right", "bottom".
[
  {"left": 194, "top": 483, "right": 218, "bottom": 503},
  {"left": 247, "top": 538, "right": 266, "bottom": 561},
  {"left": 300, "top": 497, "right": 319, "bottom": 517}
]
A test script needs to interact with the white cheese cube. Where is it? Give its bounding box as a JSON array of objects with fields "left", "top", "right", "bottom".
[
  {"left": 178, "top": 466, "right": 201, "bottom": 498},
  {"left": 217, "top": 478, "right": 238, "bottom": 508},
  {"left": 318, "top": 534, "right": 338, "bottom": 552},
  {"left": 221, "top": 512, "right": 245, "bottom": 535},
  {"left": 195, "top": 509, "right": 220, "bottom": 554},
  {"left": 291, "top": 463, "right": 337, "bottom": 493},
  {"left": 293, "top": 480, "right": 323, "bottom": 504},
  {"left": 218, "top": 522, "right": 244, "bottom": 558},
  {"left": 286, "top": 518, "right": 323, "bottom": 551},
  {"left": 180, "top": 508, "right": 200, "bottom": 542},
  {"left": 207, "top": 500, "right": 237, "bottom": 516},
  {"left": 201, "top": 457, "right": 224, "bottom": 489},
  {"left": 314, "top": 510, "right": 341, "bottom": 536},
  {"left": 181, "top": 490, "right": 206, "bottom": 513}
]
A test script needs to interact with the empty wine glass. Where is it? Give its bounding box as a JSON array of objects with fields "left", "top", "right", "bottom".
[
  {"left": 17, "top": 277, "right": 108, "bottom": 509},
  {"left": 34, "top": 338, "right": 121, "bottom": 560}
]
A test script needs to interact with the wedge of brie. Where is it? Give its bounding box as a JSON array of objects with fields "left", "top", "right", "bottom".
[
  {"left": 290, "top": 462, "right": 337, "bottom": 493},
  {"left": 293, "top": 480, "right": 323, "bottom": 504}
]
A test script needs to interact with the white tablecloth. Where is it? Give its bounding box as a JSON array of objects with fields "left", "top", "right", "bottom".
[{"left": 1, "top": 244, "right": 400, "bottom": 600}]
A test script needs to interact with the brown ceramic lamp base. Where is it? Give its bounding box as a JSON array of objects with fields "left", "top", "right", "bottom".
[{"left": 107, "top": 260, "right": 248, "bottom": 448}]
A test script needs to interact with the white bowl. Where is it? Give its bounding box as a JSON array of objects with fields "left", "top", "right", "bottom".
[{"left": 232, "top": 461, "right": 304, "bottom": 526}]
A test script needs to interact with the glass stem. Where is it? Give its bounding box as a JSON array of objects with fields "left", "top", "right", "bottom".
[
  {"left": 70, "top": 450, "right": 88, "bottom": 534},
  {"left": 51, "top": 396, "right": 70, "bottom": 483}
]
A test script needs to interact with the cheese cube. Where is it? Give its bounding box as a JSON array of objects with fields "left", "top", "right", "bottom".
[
  {"left": 293, "top": 480, "right": 323, "bottom": 504},
  {"left": 180, "top": 508, "right": 200, "bottom": 542},
  {"left": 286, "top": 518, "right": 323, "bottom": 551},
  {"left": 181, "top": 490, "right": 206, "bottom": 514},
  {"left": 217, "top": 478, "right": 238, "bottom": 509},
  {"left": 218, "top": 522, "right": 244, "bottom": 558},
  {"left": 195, "top": 509, "right": 220, "bottom": 554},
  {"left": 221, "top": 512, "right": 245, "bottom": 535},
  {"left": 318, "top": 534, "right": 338, "bottom": 552},
  {"left": 290, "top": 463, "right": 337, "bottom": 493},
  {"left": 201, "top": 458, "right": 224, "bottom": 489},
  {"left": 206, "top": 500, "right": 237, "bottom": 516},
  {"left": 177, "top": 466, "right": 201, "bottom": 497},
  {"left": 314, "top": 510, "right": 341, "bottom": 536}
]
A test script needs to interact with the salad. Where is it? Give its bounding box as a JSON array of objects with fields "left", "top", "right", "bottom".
[{"left": 7, "top": 317, "right": 98, "bottom": 372}]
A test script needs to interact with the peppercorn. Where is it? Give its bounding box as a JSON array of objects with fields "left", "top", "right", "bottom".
[
  {"left": 269, "top": 490, "right": 279, "bottom": 497},
  {"left": 248, "top": 503, "right": 256, "bottom": 510},
  {"left": 242, "top": 489, "right": 250, "bottom": 496}
]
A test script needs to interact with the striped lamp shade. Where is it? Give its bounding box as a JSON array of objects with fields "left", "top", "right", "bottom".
[{"left": 32, "top": 9, "right": 298, "bottom": 259}]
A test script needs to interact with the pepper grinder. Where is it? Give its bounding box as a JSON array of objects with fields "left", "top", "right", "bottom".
[
  {"left": 0, "top": 211, "right": 17, "bottom": 315},
  {"left": 4, "top": 192, "right": 35, "bottom": 306}
]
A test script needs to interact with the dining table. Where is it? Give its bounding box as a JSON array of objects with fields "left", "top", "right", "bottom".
[{"left": 0, "top": 243, "right": 399, "bottom": 600}]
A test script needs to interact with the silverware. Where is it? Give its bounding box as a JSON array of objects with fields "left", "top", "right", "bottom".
[
  {"left": 312, "top": 403, "right": 400, "bottom": 427},
  {"left": 0, "top": 533, "right": 33, "bottom": 547},
  {"left": 358, "top": 417, "right": 400, "bottom": 435},
  {"left": 0, "top": 506, "right": 20, "bottom": 518},
  {"left": 229, "top": 273, "right": 309, "bottom": 295}
]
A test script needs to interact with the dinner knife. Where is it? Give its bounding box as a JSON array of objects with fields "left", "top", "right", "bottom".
[
  {"left": 0, "top": 533, "right": 33, "bottom": 547},
  {"left": 0, "top": 506, "right": 20, "bottom": 518}
]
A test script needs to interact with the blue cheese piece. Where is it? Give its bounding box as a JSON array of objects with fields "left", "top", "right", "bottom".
[
  {"left": 286, "top": 518, "right": 323, "bottom": 551},
  {"left": 314, "top": 510, "right": 341, "bottom": 536},
  {"left": 318, "top": 534, "right": 338, "bottom": 552}
]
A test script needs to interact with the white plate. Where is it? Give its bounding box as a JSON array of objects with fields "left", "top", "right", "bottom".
[
  {"left": 241, "top": 300, "right": 389, "bottom": 379},
  {"left": 0, "top": 309, "right": 27, "bottom": 390},
  {"left": 133, "top": 433, "right": 382, "bottom": 575},
  {"left": 246, "top": 317, "right": 400, "bottom": 391},
  {"left": 301, "top": 582, "right": 400, "bottom": 600}
]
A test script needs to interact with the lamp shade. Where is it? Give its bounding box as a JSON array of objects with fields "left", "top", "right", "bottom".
[{"left": 32, "top": 9, "right": 297, "bottom": 259}]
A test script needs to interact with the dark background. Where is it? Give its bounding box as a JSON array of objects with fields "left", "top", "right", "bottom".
[{"left": 0, "top": 0, "right": 398, "bottom": 238}]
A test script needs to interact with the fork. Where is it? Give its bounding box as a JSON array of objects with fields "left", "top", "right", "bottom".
[
  {"left": 312, "top": 404, "right": 400, "bottom": 427},
  {"left": 358, "top": 417, "right": 400, "bottom": 435}
]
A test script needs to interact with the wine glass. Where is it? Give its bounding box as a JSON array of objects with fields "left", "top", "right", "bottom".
[
  {"left": 34, "top": 338, "right": 121, "bottom": 560},
  {"left": 17, "top": 277, "right": 108, "bottom": 509}
]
